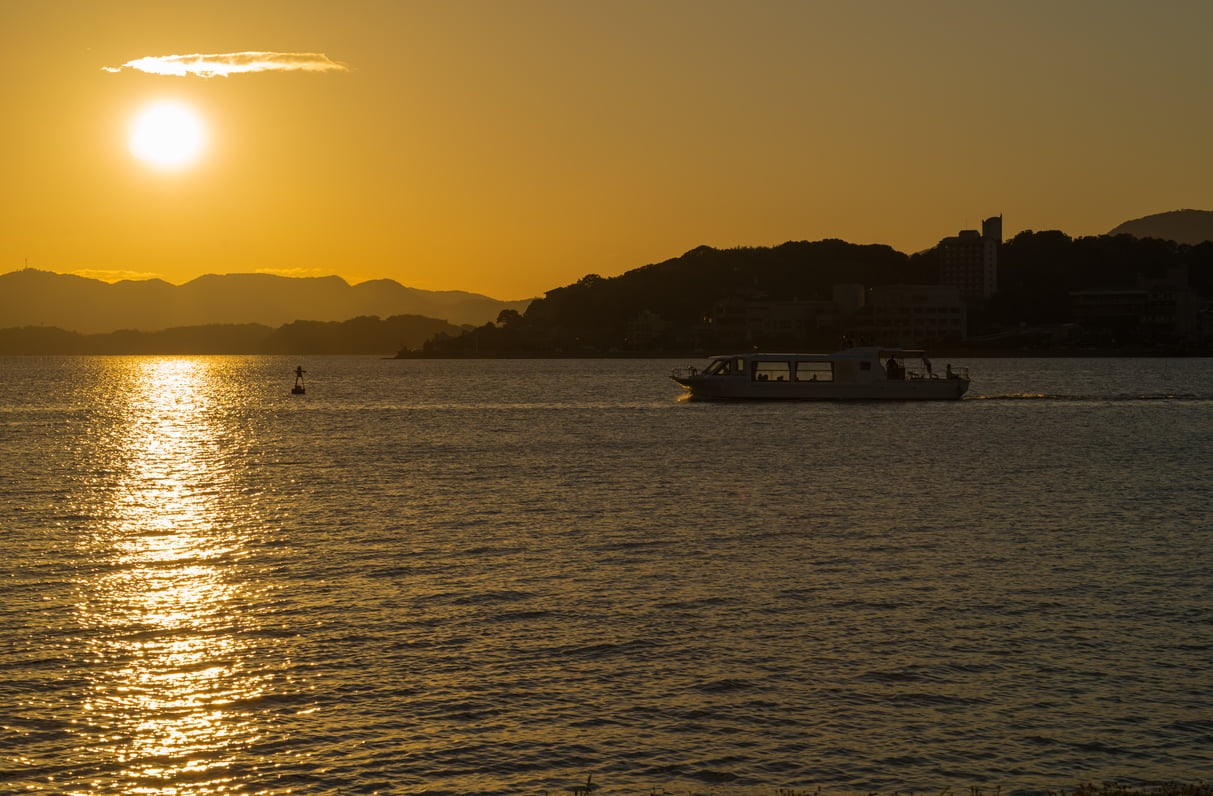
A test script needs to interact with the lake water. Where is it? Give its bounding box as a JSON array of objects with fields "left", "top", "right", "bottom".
[{"left": 3, "top": 355, "right": 1212, "bottom": 795}]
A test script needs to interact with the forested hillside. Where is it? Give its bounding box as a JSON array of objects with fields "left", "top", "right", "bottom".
[{"left": 408, "top": 233, "right": 1213, "bottom": 356}]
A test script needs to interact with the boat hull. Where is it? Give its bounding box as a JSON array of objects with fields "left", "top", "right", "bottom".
[{"left": 671, "top": 375, "right": 969, "bottom": 401}]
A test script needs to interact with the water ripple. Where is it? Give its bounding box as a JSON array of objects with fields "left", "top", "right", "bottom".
[{"left": 2, "top": 356, "right": 1212, "bottom": 794}]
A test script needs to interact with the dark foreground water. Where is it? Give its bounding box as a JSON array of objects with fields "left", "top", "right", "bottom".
[{"left": 3, "top": 355, "right": 1212, "bottom": 795}]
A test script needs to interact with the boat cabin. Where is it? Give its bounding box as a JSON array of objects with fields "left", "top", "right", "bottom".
[
  {"left": 697, "top": 348, "right": 930, "bottom": 383},
  {"left": 671, "top": 348, "right": 969, "bottom": 400}
]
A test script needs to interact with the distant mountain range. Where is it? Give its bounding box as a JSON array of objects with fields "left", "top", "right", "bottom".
[
  {"left": 0, "top": 270, "right": 532, "bottom": 335},
  {"left": 4, "top": 209, "right": 1208, "bottom": 340},
  {"left": 1107, "top": 209, "right": 1213, "bottom": 245},
  {"left": 0, "top": 316, "right": 464, "bottom": 356}
]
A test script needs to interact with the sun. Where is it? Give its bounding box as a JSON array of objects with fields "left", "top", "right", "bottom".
[{"left": 128, "top": 101, "right": 207, "bottom": 169}]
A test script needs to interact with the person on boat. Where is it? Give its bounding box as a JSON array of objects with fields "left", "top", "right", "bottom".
[
  {"left": 946, "top": 364, "right": 956, "bottom": 379},
  {"left": 922, "top": 355, "right": 933, "bottom": 378},
  {"left": 886, "top": 356, "right": 900, "bottom": 380}
]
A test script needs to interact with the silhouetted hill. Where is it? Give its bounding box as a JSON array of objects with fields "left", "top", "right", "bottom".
[
  {"left": 408, "top": 233, "right": 1213, "bottom": 356},
  {"left": 409, "top": 239, "right": 930, "bottom": 355},
  {"left": 0, "top": 315, "right": 461, "bottom": 355},
  {"left": 0, "top": 270, "right": 531, "bottom": 334},
  {"left": 522, "top": 241, "right": 920, "bottom": 335},
  {"left": 1108, "top": 209, "right": 1213, "bottom": 245}
]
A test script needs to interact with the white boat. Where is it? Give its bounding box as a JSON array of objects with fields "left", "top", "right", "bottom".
[{"left": 670, "top": 347, "right": 969, "bottom": 401}]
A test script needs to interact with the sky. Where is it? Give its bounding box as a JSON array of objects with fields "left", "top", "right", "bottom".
[{"left": 3, "top": 0, "right": 1212, "bottom": 300}]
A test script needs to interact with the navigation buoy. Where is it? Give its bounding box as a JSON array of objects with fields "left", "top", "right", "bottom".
[{"left": 292, "top": 365, "right": 306, "bottom": 395}]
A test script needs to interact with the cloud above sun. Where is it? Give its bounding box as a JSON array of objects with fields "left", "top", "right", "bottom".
[{"left": 104, "top": 51, "right": 349, "bottom": 78}]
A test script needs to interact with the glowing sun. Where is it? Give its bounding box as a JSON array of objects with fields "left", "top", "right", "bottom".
[{"left": 128, "top": 101, "right": 207, "bottom": 169}]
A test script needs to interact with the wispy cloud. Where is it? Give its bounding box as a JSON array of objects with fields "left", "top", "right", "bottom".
[{"left": 104, "top": 51, "right": 349, "bottom": 78}]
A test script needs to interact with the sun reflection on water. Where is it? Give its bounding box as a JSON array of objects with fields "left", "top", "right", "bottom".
[{"left": 73, "top": 358, "right": 270, "bottom": 792}]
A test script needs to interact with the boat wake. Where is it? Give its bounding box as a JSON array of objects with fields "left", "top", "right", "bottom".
[{"left": 971, "top": 392, "right": 1213, "bottom": 402}]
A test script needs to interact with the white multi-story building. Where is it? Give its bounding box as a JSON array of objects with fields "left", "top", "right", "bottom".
[{"left": 938, "top": 215, "right": 1001, "bottom": 299}]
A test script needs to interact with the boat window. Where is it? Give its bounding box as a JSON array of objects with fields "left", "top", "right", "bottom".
[
  {"left": 795, "top": 361, "right": 833, "bottom": 382},
  {"left": 705, "top": 359, "right": 732, "bottom": 376},
  {"left": 751, "top": 361, "right": 790, "bottom": 382}
]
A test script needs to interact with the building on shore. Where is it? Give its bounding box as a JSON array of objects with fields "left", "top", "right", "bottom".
[
  {"left": 860, "top": 284, "right": 967, "bottom": 347},
  {"left": 938, "top": 215, "right": 1001, "bottom": 299},
  {"left": 1070, "top": 267, "right": 1201, "bottom": 346},
  {"left": 705, "top": 297, "right": 840, "bottom": 346}
]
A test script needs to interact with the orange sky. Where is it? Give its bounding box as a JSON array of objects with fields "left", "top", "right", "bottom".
[{"left": 3, "top": 0, "right": 1211, "bottom": 300}]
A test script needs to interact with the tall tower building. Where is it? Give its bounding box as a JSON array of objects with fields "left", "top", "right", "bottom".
[{"left": 938, "top": 215, "right": 1001, "bottom": 298}]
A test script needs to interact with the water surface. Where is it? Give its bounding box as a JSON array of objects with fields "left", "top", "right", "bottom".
[{"left": 3, "top": 355, "right": 1212, "bottom": 794}]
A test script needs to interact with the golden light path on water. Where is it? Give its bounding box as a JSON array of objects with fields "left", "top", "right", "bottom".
[
  {"left": 3, "top": 355, "right": 1209, "bottom": 793},
  {"left": 72, "top": 358, "right": 273, "bottom": 794}
]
